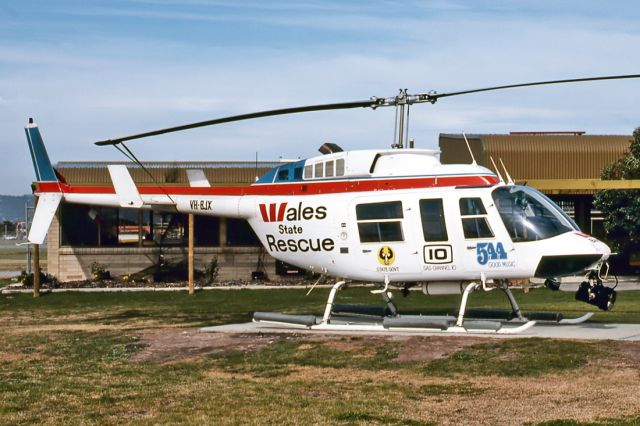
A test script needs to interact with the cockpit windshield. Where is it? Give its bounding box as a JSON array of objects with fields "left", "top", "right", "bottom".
[{"left": 492, "top": 186, "right": 579, "bottom": 242}]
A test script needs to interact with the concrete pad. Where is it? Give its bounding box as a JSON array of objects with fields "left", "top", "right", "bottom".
[{"left": 201, "top": 321, "right": 640, "bottom": 341}]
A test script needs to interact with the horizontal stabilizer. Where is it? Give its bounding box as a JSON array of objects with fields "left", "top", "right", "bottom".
[
  {"left": 108, "top": 165, "right": 143, "bottom": 208},
  {"left": 28, "top": 193, "right": 63, "bottom": 244},
  {"left": 186, "top": 169, "right": 211, "bottom": 187}
]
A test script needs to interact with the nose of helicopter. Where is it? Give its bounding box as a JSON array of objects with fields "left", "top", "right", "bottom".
[{"left": 534, "top": 232, "right": 611, "bottom": 278}]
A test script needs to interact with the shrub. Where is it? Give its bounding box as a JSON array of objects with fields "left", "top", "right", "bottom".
[
  {"left": 203, "top": 256, "right": 219, "bottom": 284},
  {"left": 90, "top": 262, "right": 111, "bottom": 281},
  {"left": 18, "top": 270, "right": 58, "bottom": 287}
]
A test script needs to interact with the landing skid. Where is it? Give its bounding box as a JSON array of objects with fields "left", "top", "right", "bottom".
[
  {"left": 460, "top": 309, "right": 594, "bottom": 325},
  {"left": 457, "top": 281, "right": 595, "bottom": 326},
  {"left": 253, "top": 314, "right": 537, "bottom": 335},
  {"left": 253, "top": 279, "right": 537, "bottom": 335},
  {"left": 558, "top": 313, "right": 594, "bottom": 325}
]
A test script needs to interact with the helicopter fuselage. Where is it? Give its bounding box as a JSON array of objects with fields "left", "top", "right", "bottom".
[{"left": 34, "top": 148, "right": 610, "bottom": 284}]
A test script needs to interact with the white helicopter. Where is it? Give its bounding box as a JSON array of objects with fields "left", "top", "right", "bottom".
[{"left": 26, "top": 74, "right": 638, "bottom": 334}]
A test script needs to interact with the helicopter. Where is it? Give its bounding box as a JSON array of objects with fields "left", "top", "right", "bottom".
[{"left": 25, "top": 74, "right": 639, "bottom": 334}]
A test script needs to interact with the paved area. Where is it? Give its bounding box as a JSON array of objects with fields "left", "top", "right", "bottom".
[{"left": 202, "top": 320, "right": 640, "bottom": 341}]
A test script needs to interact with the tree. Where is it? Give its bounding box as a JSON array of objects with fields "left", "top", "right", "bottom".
[{"left": 593, "top": 127, "right": 640, "bottom": 270}]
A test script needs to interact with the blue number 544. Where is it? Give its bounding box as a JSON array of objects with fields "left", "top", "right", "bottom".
[{"left": 476, "top": 242, "right": 507, "bottom": 265}]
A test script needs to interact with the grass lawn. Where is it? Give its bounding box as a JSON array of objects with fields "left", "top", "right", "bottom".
[
  {"left": 1, "top": 287, "right": 640, "bottom": 425},
  {"left": 0, "top": 247, "right": 47, "bottom": 272}
]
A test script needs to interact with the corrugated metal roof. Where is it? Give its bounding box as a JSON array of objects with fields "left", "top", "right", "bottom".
[
  {"left": 440, "top": 133, "right": 632, "bottom": 180},
  {"left": 54, "top": 161, "right": 282, "bottom": 186}
]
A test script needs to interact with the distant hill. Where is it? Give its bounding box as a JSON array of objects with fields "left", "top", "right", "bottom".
[{"left": 0, "top": 195, "right": 34, "bottom": 221}]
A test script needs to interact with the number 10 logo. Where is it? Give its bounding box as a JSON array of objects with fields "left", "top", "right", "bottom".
[
  {"left": 476, "top": 242, "right": 507, "bottom": 265},
  {"left": 424, "top": 245, "right": 453, "bottom": 264}
]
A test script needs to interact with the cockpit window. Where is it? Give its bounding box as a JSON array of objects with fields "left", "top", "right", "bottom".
[{"left": 492, "top": 186, "right": 576, "bottom": 242}]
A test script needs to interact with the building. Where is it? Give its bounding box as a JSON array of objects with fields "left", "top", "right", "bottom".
[
  {"left": 439, "top": 132, "right": 634, "bottom": 239},
  {"left": 46, "top": 160, "right": 300, "bottom": 282}
]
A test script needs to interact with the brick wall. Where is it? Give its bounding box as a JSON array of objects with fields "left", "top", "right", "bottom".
[{"left": 47, "top": 212, "right": 287, "bottom": 283}]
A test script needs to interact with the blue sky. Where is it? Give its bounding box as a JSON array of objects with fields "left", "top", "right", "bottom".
[{"left": 1, "top": 1, "right": 640, "bottom": 194}]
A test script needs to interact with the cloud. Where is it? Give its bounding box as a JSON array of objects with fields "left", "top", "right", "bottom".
[{"left": 1, "top": 1, "right": 640, "bottom": 194}]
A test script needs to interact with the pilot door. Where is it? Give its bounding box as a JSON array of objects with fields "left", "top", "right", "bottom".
[{"left": 456, "top": 196, "right": 517, "bottom": 278}]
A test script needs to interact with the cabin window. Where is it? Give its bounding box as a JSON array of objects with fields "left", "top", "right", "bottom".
[
  {"left": 336, "top": 158, "right": 345, "bottom": 176},
  {"left": 304, "top": 165, "right": 313, "bottom": 179},
  {"left": 459, "top": 197, "right": 493, "bottom": 239},
  {"left": 356, "top": 201, "right": 404, "bottom": 243},
  {"left": 419, "top": 199, "right": 448, "bottom": 241},
  {"left": 492, "top": 186, "right": 575, "bottom": 242},
  {"left": 325, "top": 160, "right": 334, "bottom": 177},
  {"left": 294, "top": 167, "right": 303, "bottom": 180},
  {"left": 276, "top": 167, "right": 289, "bottom": 181},
  {"left": 314, "top": 162, "right": 324, "bottom": 178}
]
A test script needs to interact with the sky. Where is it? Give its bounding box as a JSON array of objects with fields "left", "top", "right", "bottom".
[{"left": 1, "top": 0, "right": 640, "bottom": 195}]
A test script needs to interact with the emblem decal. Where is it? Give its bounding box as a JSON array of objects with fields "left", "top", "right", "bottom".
[{"left": 377, "top": 246, "right": 395, "bottom": 266}]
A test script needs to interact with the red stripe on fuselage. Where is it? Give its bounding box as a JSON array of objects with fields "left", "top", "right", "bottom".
[{"left": 35, "top": 175, "right": 499, "bottom": 196}]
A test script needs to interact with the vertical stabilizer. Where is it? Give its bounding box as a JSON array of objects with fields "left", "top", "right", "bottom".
[
  {"left": 24, "top": 118, "right": 63, "bottom": 244},
  {"left": 25, "top": 118, "right": 58, "bottom": 182}
]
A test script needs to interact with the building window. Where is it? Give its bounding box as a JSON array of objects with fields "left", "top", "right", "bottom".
[
  {"left": 226, "top": 218, "right": 261, "bottom": 246},
  {"left": 60, "top": 204, "right": 98, "bottom": 246},
  {"left": 356, "top": 201, "right": 404, "bottom": 243},
  {"left": 59, "top": 204, "right": 222, "bottom": 248},
  {"left": 194, "top": 216, "right": 220, "bottom": 246},
  {"left": 118, "top": 209, "right": 142, "bottom": 245},
  {"left": 59, "top": 204, "right": 118, "bottom": 247},
  {"left": 459, "top": 198, "right": 493, "bottom": 239},
  {"left": 419, "top": 199, "right": 448, "bottom": 241},
  {"left": 152, "top": 213, "right": 186, "bottom": 246}
]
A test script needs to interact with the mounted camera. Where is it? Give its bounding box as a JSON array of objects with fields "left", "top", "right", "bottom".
[{"left": 575, "top": 271, "right": 617, "bottom": 311}]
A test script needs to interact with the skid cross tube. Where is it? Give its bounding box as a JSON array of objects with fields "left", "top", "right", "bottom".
[
  {"left": 456, "top": 282, "right": 480, "bottom": 327},
  {"left": 322, "top": 281, "right": 346, "bottom": 324},
  {"left": 500, "top": 284, "right": 526, "bottom": 321}
]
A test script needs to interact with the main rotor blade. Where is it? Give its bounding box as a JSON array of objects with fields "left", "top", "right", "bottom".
[
  {"left": 96, "top": 73, "right": 640, "bottom": 146},
  {"left": 95, "top": 100, "right": 376, "bottom": 146},
  {"left": 427, "top": 74, "right": 640, "bottom": 101}
]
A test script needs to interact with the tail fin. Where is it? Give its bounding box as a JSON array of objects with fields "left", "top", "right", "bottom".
[
  {"left": 24, "top": 118, "right": 63, "bottom": 244},
  {"left": 25, "top": 118, "right": 58, "bottom": 182}
]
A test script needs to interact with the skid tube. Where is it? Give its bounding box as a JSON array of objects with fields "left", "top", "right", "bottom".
[
  {"left": 461, "top": 281, "right": 595, "bottom": 325},
  {"left": 253, "top": 279, "right": 537, "bottom": 335}
]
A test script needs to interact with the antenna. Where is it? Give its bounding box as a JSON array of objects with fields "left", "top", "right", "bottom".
[
  {"left": 499, "top": 158, "right": 514, "bottom": 184},
  {"left": 255, "top": 152, "right": 259, "bottom": 181},
  {"left": 462, "top": 132, "right": 477, "bottom": 165},
  {"left": 489, "top": 156, "right": 505, "bottom": 184}
]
